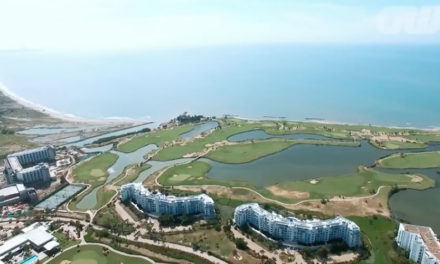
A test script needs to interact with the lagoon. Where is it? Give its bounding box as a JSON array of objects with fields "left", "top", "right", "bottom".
[{"left": 203, "top": 141, "right": 440, "bottom": 188}]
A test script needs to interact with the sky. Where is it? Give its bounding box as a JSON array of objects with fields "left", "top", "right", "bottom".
[{"left": 0, "top": 0, "right": 439, "bottom": 51}]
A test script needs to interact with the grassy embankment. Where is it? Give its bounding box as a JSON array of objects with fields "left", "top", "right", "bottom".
[
  {"left": 48, "top": 245, "right": 150, "bottom": 264},
  {"left": 158, "top": 161, "right": 434, "bottom": 204},
  {"left": 350, "top": 216, "right": 410, "bottom": 264},
  {"left": 113, "top": 163, "right": 152, "bottom": 186},
  {"left": 117, "top": 124, "right": 196, "bottom": 153},
  {"left": 377, "top": 151, "right": 440, "bottom": 169},
  {"left": 69, "top": 153, "right": 118, "bottom": 211}
]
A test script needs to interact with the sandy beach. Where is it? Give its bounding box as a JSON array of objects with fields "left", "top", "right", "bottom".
[{"left": 0, "top": 82, "right": 141, "bottom": 125}]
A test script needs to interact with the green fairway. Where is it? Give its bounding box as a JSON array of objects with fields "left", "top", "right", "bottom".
[
  {"left": 152, "top": 120, "right": 267, "bottom": 160},
  {"left": 205, "top": 138, "right": 360, "bottom": 164},
  {"left": 158, "top": 161, "right": 253, "bottom": 188},
  {"left": 370, "top": 140, "right": 427, "bottom": 150},
  {"left": 377, "top": 151, "right": 440, "bottom": 169},
  {"left": 73, "top": 153, "right": 118, "bottom": 187},
  {"left": 267, "top": 166, "right": 434, "bottom": 201},
  {"left": 349, "top": 216, "right": 408, "bottom": 264},
  {"left": 48, "top": 245, "right": 150, "bottom": 264},
  {"left": 117, "top": 124, "right": 195, "bottom": 153},
  {"left": 159, "top": 161, "right": 434, "bottom": 204}
]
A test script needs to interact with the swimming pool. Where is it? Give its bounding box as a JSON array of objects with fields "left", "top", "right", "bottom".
[{"left": 20, "top": 255, "right": 38, "bottom": 264}]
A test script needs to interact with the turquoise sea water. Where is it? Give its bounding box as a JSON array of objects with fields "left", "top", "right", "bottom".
[{"left": 0, "top": 45, "right": 439, "bottom": 127}]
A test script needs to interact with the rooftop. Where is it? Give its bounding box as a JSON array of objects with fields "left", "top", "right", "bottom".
[
  {"left": 236, "top": 203, "right": 359, "bottom": 230},
  {"left": 403, "top": 224, "right": 440, "bottom": 260},
  {"left": 0, "top": 223, "right": 55, "bottom": 257}
]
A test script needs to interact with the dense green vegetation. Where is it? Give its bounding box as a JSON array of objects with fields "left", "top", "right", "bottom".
[
  {"left": 48, "top": 245, "right": 150, "bottom": 264},
  {"left": 117, "top": 124, "right": 195, "bottom": 152},
  {"left": 94, "top": 205, "right": 135, "bottom": 235},
  {"left": 378, "top": 151, "right": 440, "bottom": 169},
  {"left": 350, "top": 216, "right": 412, "bottom": 264},
  {"left": 86, "top": 228, "right": 213, "bottom": 264},
  {"left": 53, "top": 231, "right": 80, "bottom": 250}
]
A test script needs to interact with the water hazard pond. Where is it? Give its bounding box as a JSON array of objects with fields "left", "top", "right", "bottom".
[{"left": 71, "top": 126, "right": 440, "bottom": 234}]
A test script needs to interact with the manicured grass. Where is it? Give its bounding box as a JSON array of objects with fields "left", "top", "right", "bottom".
[
  {"left": 205, "top": 138, "right": 360, "bottom": 164},
  {"left": 349, "top": 216, "right": 408, "bottom": 264},
  {"left": 114, "top": 163, "right": 152, "bottom": 186},
  {"left": 152, "top": 119, "right": 276, "bottom": 161},
  {"left": 159, "top": 161, "right": 434, "bottom": 204},
  {"left": 407, "top": 133, "right": 440, "bottom": 142},
  {"left": 53, "top": 231, "right": 80, "bottom": 250},
  {"left": 73, "top": 153, "right": 119, "bottom": 187},
  {"left": 158, "top": 161, "right": 253, "bottom": 188},
  {"left": 378, "top": 151, "right": 440, "bottom": 169},
  {"left": 268, "top": 166, "right": 434, "bottom": 201},
  {"left": 117, "top": 124, "right": 195, "bottom": 153},
  {"left": 48, "top": 245, "right": 150, "bottom": 264},
  {"left": 370, "top": 140, "right": 427, "bottom": 150}
]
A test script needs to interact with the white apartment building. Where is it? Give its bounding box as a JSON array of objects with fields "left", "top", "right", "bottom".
[
  {"left": 234, "top": 203, "right": 361, "bottom": 248},
  {"left": 120, "top": 183, "right": 216, "bottom": 218}
]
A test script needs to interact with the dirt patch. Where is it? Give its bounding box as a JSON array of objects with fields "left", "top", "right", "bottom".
[
  {"left": 60, "top": 260, "right": 72, "bottom": 264},
  {"left": 266, "top": 185, "right": 310, "bottom": 199},
  {"left": 409, "top": 174, "right": 423, "bottom": 183}
]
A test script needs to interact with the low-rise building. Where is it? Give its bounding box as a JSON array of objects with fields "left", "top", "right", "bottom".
[
  {"left": 234, "top": 203, "right": 361, "bottom": 248},
  {"left": 0, "top": 184, "right": 37, "bottom": 207},
  {"left": 120, "top": 183, "right": 216, "bottom": 218},
  {"left": 396, "top": 223, "right": 440, "bottom": 264},
  {"left": 0, "top": 223, "right": 59, "bottom": 261}
]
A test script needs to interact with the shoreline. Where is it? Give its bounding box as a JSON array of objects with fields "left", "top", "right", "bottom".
[
  {"left": 0, "top": 81, "right": 143, "bottom": 125},
  {"left": 2, "top": 82, "right": 439, "bottom": 131}
]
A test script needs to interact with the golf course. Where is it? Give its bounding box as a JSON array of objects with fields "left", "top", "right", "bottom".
[{"left": 48, "top": 245, "right": 150, "bottom": 264}]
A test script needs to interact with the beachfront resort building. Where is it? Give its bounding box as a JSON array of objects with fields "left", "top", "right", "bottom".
[
  {"left": 234, "top": 203, "right": 361, "bottom": 248},
  {"left": 396, "top": 223, "right": 440, "bottom": 264},
  {"left": 3, "top": 146, "right": 56, "bottom": 186},
  {"left": 120, "top": 183, "right": 216, "bottom": 218}
]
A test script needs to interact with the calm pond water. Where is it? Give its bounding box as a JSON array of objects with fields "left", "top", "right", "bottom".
[
  {"left": 76, "top": 144, "right": 157, "bottom": 209},
  {"left": 228, "top": 129, "right": 332, "bottom": 142},
  {"left": 180, "top": 121, "right": 218, "bottom": 139},
  {"left": 64, "top": 123, "right": 153, "bottom": 147},
  {"left": 203, "top": 141, "right": 440, "bottom": 188},
  {"left": 380, "top": 167, "right": 440, "bottom": 234},
  {"left": 18, "top": 127, "right": 82, "bottom": 135}
]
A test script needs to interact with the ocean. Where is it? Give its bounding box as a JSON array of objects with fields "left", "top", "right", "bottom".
[{"left": 0, "top": 44, "right": 439, "bottom": 128}]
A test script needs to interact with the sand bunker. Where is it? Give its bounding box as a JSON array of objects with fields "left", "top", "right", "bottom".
[
  {"left": 310, "top": 179, "right": 319, "bottom": 184},
  {"left": 266, "top": 185, "right": 310, "bottom": 199},
  {"left": 409, "top": 174, "right": 423, "bottom": 183}
]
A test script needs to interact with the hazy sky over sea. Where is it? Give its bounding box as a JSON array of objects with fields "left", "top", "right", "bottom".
[{"left": 0, "top": 0, "right": 439, "bottom": 51}]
